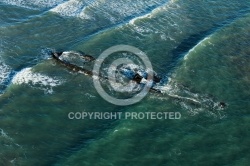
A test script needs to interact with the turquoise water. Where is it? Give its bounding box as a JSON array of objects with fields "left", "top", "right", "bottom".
[{"left": 0, "top": 0, "right": 250, "bottom": 165}]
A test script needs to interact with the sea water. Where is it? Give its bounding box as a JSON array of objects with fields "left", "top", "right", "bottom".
[{"left": 0, "top": 0, "right": 250, "bottom": 165}]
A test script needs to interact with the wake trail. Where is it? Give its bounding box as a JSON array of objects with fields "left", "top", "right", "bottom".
[{"left": 151, "top": 79, "right": 227, "bottom": 118}]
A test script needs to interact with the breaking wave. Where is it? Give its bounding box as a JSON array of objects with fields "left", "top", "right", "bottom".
[
  {"left": 50, "top": 0, "right": 168, "bottom": 21},
  {"left": 11, "top": 67, "right": 64, "bottom": 94},
  {"left": 1, "top": 0, "right": 67, "bottom": 10},
  {"left": 0, "top": 59, "right": 14, "bottom": 94}
]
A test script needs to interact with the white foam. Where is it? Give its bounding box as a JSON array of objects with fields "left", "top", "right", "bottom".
[
  {"left": 129, "top": 2, "right": 167, "bottom": 25},
  {"left": 103, "top": 0, "right": 176, "bottom": 23},
  {"left": 50, "top": 0, "right": 169, "bottom": 22},
  {"left": 51, "top": 0, "right": 85, "bottom": 17},
  {"left": 12, "top": 67, "right": 64, "bottom": 94},
  {"left": 184, "top": 36, "right": 211, "bottom": 60},
  {"left": 150, "top": 78, "right": 224, "bottom": 117},
  {"left": 128, "top": 1, "right": 181, "bottom": 38},
  {"left": 129, "top": 13, "right": 151, "bottom": 25},
  {"left": 85, "top": 93, "right": 96, "bottom": 98},
  {"left": 129, "top": 0, "right": 178, "bottom": 25},
  {"left": 50, "top": 0, "right": 96, "bottom": 19},
  {"left": 0, "top": 56, "right": 14, "bottom": 95},
  {"left": 1, "top": 0, "right": 66, "bottom": 9},
  {"left": 0, "top": 61, "right": 12, "bottom": 87},
  {"left": 0, "top": 128, "right": 13, "bottom": 140}
]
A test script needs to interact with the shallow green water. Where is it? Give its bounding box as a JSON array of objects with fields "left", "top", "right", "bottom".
[{"left": 0, "top": 0, "right": 250, "bottom": 166}]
